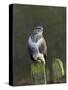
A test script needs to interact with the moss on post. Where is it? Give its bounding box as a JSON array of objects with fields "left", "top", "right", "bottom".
[
  {"left": 31, "top": 62, "right": 47, "bottom": 85},
  {"left": 52, "top": 58, "right": 64, "bottom": 83}
]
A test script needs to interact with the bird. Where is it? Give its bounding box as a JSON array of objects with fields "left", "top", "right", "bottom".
[{"left": 28, "top": 26, "right": 47, "bottom": 64}]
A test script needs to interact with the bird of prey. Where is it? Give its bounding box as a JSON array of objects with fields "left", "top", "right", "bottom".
[{"left": 28, "top": 26, "right": 47, "bottom": 64}]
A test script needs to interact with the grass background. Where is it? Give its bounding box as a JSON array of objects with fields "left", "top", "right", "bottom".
[{"left": 12, "top": 4, "right": 66, "bottom": 85}]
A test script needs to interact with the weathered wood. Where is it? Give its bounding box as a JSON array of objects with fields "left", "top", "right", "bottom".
[{"left": 31, "top": 62, "right": 47, "bottom": 85}]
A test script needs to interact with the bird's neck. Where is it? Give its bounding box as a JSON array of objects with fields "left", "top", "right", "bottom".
[{"left": 31, "top": 34, "right": 43, "bottom": 42}]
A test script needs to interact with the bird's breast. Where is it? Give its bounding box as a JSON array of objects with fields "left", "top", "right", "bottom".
[
  {"left": 28, "top": 36, "right": 38, "bottom": 49},
  {"left": 28, "top": 36, "right": 44, "bottom": 49}
]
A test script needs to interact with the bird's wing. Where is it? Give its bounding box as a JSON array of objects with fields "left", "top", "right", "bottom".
[{"left": 39, "top": 38, "right": 47, "bottom": 60}]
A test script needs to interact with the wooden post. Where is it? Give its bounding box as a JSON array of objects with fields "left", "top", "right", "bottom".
[
  {"left": 52, "top": 58, "right": 64, "bottom": 83},
  {"left": 31, "top": 62, "right": 47, "bottom": 85}
]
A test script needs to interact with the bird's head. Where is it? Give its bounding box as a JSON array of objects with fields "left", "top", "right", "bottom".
[{"left": 33, "top": 26, "right": 43, "bottom": 36}]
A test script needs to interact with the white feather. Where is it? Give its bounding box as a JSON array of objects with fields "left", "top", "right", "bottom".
[{"left": 28, "top": 36, "right": 45, "bottom": 64}]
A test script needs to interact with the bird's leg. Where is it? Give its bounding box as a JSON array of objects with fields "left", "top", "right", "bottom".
[
  {"left": 38, "top": 53, "right": 45, "bottom": 64},
  {"left": 33, "top": 53, "right": 38, "bottom": 61},
  {"left": 33, "top": 53, "right": 45, "bottom": 64}
]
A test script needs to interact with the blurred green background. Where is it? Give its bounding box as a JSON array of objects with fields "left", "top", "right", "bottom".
[{"left": 13, "top": 4, "right": 66, "bottom": 85}]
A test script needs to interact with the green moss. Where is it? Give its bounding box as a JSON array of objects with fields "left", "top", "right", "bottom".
[
  {"left": 31, "top": 63, "right": 45, "bottom": 73},
  {"left": 31, "top": 63, "right": 46, "bottom": 84},
  {"left": 52, "top": 58, "right": 64, "bottom": 82}
]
